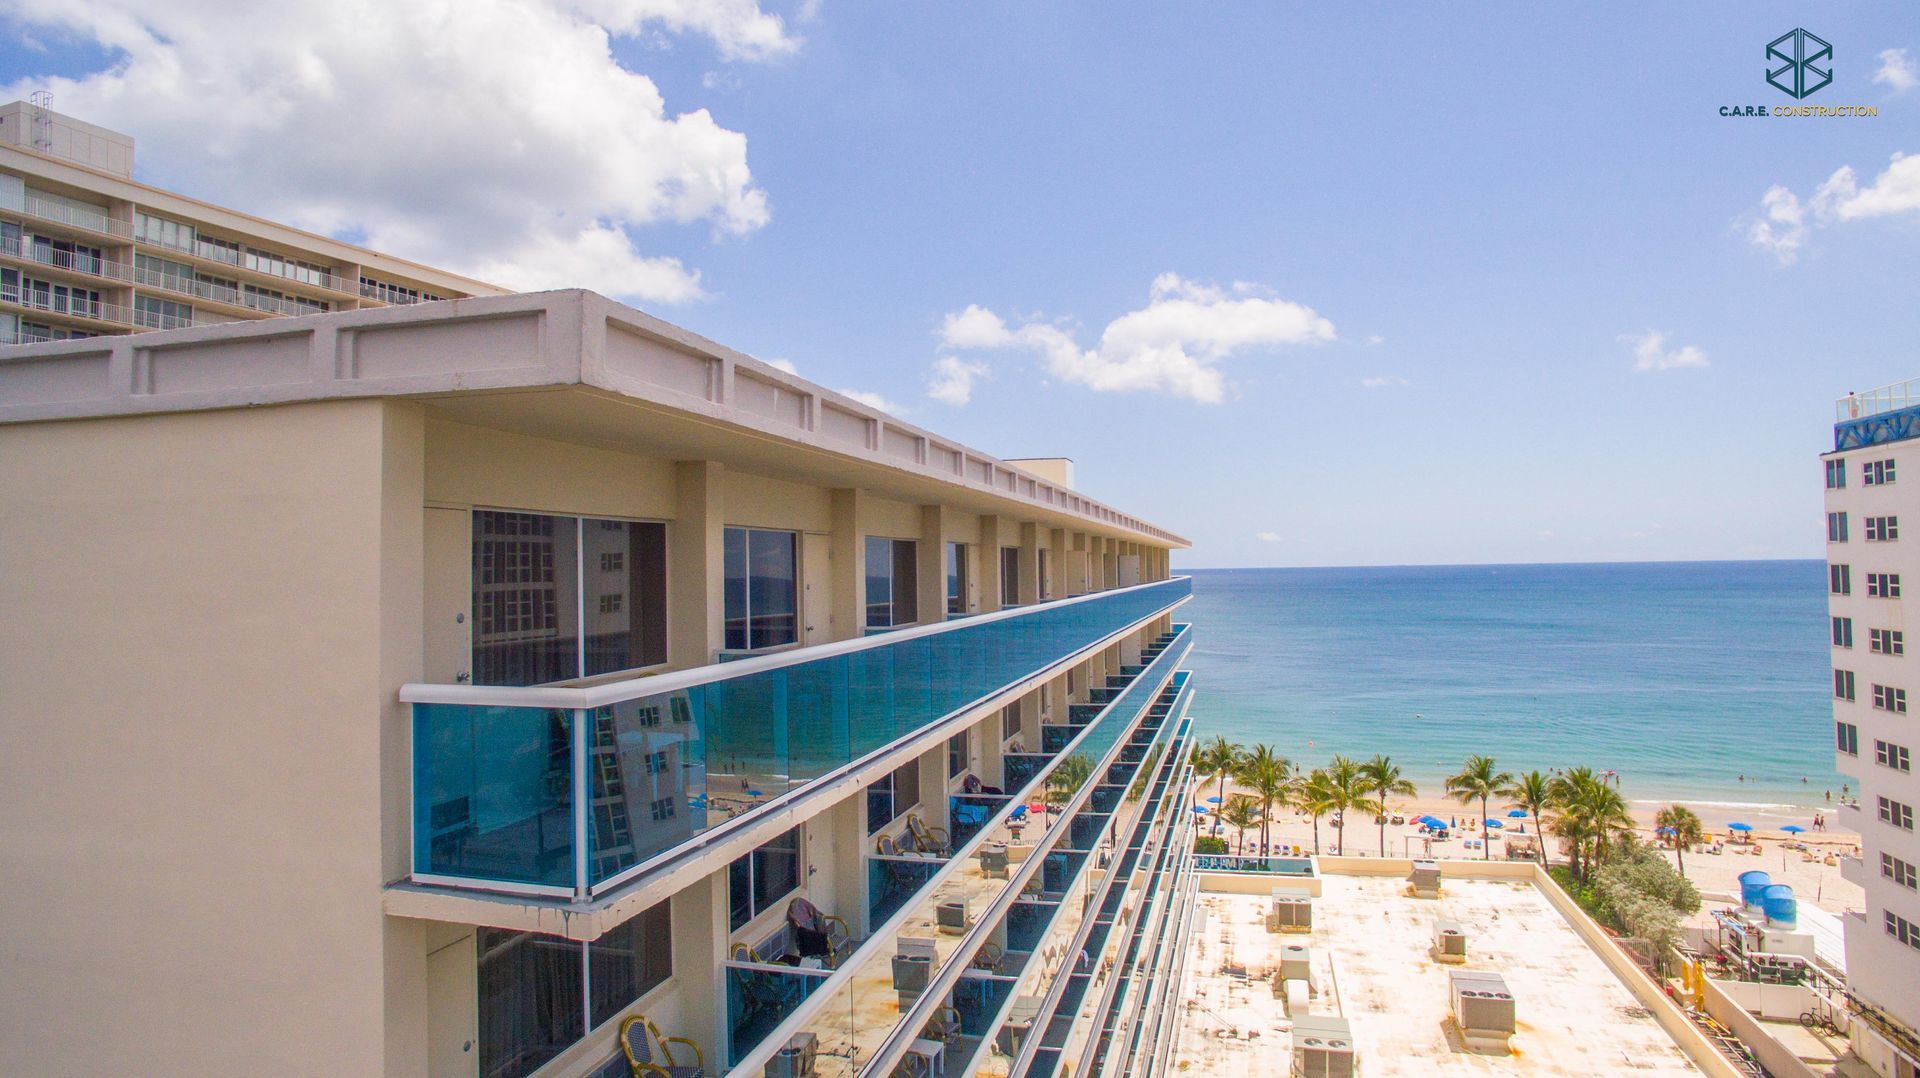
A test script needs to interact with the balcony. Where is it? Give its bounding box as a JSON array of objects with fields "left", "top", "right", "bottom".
[
  {"left": 16, "top": 192, "right": 135, "bottom": 240},
  {"left": 0, "top": 282, "right": 196, "bottom": 332},
  {"left": 1836, "top": 377, "right": 1920, "bottom": 450},
  {"left": 402, "top": 576, "right": 1191, "bottom": 898}
]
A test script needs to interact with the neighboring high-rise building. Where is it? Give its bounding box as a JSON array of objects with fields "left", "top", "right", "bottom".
[
  {"left": 1827, "top": 381, "right": 1920, "bottom": 1078},
  {"left": 0, "top": 97, "right": 503, "bottom": 346},
  {"left": 0, "top": 290, "right": 1196, "bottom": 1077}
]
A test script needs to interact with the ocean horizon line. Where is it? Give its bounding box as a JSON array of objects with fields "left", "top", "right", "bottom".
[{"left": 1175, "top": 556, "right": 1822, "bottom": 572}]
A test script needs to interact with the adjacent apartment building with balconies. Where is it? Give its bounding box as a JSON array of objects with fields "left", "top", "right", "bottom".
[
  {"left": 0, "top": 289, "right": 1200, "bottom": 1078},
  {"left": 0, "top": 96, "right": 503, "bottom": 345},
  {"left": 1826, "top": 381, "right": 1920, "bottom": 1078}
]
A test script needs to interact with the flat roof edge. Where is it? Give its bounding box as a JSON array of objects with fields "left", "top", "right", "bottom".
[{"left": 0, "top": 289, "right": 1188, "bottom": 545}]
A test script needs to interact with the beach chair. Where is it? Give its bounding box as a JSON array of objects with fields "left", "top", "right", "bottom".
[
  {"left": 619, "top": 1014, "right": 705, "bottom": 1078},
  {"left": 787, "top": 896, "right": 852, "bottom": 967},
  {"left": 906, "top": 814, "right": 951, "bottom": 857}
]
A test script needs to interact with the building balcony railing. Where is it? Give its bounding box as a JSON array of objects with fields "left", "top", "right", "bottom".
[
  {"left": 18, "top": 192, "right": 135, "bottom": 240},
  {"left": 1839, "top": 379, "right": 1920, "bottom": 423},
  {"left": 400, "top": 575, "right": 1191, "bottom": 899},
  {"left": 0, "top": 282, "right": 196, "bottom": 331}
]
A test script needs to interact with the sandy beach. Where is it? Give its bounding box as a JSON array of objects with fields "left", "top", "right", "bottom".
[{"left": 1197, "top": 784, "right": 1864, "bottom": 915}]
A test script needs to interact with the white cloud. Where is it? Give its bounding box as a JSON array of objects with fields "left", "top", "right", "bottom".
[
  {"left": 1359, "top": 375, "right": 1408, "bottom": 388},
  {"left": 1622, "top": 330, "right": 1708, "bottom": 372},
  {"left": 936, "top": 273, "right": 1334, "bottom": 404},
  {"left": 837, "top": 388, "right": 908, "bottom": 415},
  {"left": 1366, "top": 334, "right": 1385, "bottom": 345},
  {"left": 926, "top": 355, "right": 990, "bottom": 406},
  {"left": 1874, "top": 48, "right": 1919, "bottom": 92},
  {"left": 1256, "top": 531, "right": 1284, "bottom": 543},
  {"left": 2, "top": 0, "right": 791, "bottom": 304},
  {"left": 1746, "top": 152, "right": 1920, "bottom": 263},
  {"left": 763, "top": 357, "right": 799, "bottom": 374},
  {"left": 1746, "top": 185, "right": 1808, "bottom": 264}
]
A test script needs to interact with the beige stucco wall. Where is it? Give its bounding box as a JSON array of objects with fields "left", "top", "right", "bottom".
[{"left": 0, "top": 398, "right": 419, "bottom": 1076}]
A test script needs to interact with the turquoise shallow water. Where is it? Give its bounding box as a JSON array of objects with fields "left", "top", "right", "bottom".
[{"left": 1177, "top": 561, "right": 1840, "bottom": 815}]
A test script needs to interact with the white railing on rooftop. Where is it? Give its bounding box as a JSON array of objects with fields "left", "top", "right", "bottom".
[{"left": 1838, "top": 379, "right": 1920, "bottom": 423}]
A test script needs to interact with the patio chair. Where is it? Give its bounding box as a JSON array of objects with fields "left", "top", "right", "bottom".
[
  {"left": 787, "top": 896, "right": 853, "bottom": 967},
  {"left": 619, "top": 1014, "right": 704, "bottom": 1078},
  {"left": 906, "top": 814, "right": 951, "bottom": 857},
  {"left": 972, "top": 941, "right": 1004, "bottom": 973},
  {"left": 876, "top": 833, "right": 902, "bottom": 857},
  {"left": 730, "top": 944, "right": 807, "bottom": 1022},
  {"left": 925, "top": 1004, "right": 963, "bottom": 1049},
  {"left": 951, "top": 797, "right": 991, "bottom": 832}
]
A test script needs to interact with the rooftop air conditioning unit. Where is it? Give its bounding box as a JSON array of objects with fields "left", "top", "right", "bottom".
[
  {"left": 1278, "top": 943, "right": 1312, "bottom": 984},
  {"left": 765, "top": 1031, "right": 819, "bottom": 1078},
  {"left": 1449, "top": 969, "right": 1516, "bottom": 1046},
  {"left": 1409, "top": 860, "right": 1442, "bottom": 898},
  {"left": 1432, "top": 919, "right": 1468, "bottom": 963},
  {"left": 1269, "top": 887, "right": 1313, "bottom": 933},
  {"left": 1291, "top": 1015, "right": 1357, "bottom": 1078},
  {"left": 937, "top": 899, "right": 970, "bottom": 934}
]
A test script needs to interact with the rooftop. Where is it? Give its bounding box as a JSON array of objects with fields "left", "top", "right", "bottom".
[{"left": 1173, "top": 873, "right": 1702, "bottom": 1076}]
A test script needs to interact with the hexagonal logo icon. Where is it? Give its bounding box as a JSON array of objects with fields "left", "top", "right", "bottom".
[{"left": 1767, "top": 28, "right": 1832, "bottom": 99}]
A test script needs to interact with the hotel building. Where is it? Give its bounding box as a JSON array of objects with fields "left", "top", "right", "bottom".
[
  {"left": 0, "top": 96, "right": 502, "bottom": 346},
  {"left": 0, "top": 289, "right": 1199, "bottom": 1077},
  {"left": 1827, "top": 381, "right": 1920, "bottom": 1078}
]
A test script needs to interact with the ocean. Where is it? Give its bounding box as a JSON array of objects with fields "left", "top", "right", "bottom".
[{"left": 1177, "top": 561, "right": 1842, "bottom": 815}]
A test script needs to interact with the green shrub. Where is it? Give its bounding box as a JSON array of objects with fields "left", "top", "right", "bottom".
[{"left": 1194, "top": 836, "right": 1228, "bottom": 855}]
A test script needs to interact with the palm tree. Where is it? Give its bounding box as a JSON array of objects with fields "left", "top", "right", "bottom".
[
  {"left": 1237, "top": 744, "right": 1292, "bottom": 855},
  {"left": 1324, "top": 755, "right": 1379, "bottom": 856},
  {"left": 1295, "top": 769, "right": 1337, "bottom": 855},
  {"left": 1548, "top": 767, "right": 1634, "bottom": 880},
  {"left": 1220, "top": 794, "right": 1263, "bottom": 855},
  {"left": 1045, "top": 753, "right": 1093, "bottom": 807},
  {"left": 1445, "top": 754, "right": 1513, "bottom": 861},
  {"left": 1655, "top": 804, "right": 1705, "bottom": 880},
  {"left": 1500, "top": 770, "right": 1555, "bottom": 866},
  {"left": 1358, "top": 754, "right": 1417, "bottom": 856},
  {"left": 1193, "top": 735, "right": 1244, "bottom": 830}
]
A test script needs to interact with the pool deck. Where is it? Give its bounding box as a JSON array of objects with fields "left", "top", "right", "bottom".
[{"left": 1172, "top": 874, "right": 1704, "bottom": 1076}]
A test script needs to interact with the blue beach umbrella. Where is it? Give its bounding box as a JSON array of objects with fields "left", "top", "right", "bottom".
[
  {"left": 746, "top": 789, "right": 765, "bottom": 798},
  {"left": 1192, "top": 806, "right": 1207, "bottom": 814},
  {"left": 1727, "top": 822, "right": 1753, "bottom": 832},
  {"left": 1656, "top": 825, "right": 1675, "bottom": 835},
  {"left": 1483, "top": 819, "right": 1504, "bottom": 830},
  {"left": 1781, "top": 825, "right": 1806, "bottom": 834},
  {"left": 1206, "top": 796, "right": 1223, "bottom": 805},
  {"left": 1507, "top": 809, "right": 1528, "bottom": 818}
]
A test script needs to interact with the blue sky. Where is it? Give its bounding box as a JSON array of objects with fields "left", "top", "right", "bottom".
[{"left": 4, "top": 3, "right": 1917, "bottom": 567}]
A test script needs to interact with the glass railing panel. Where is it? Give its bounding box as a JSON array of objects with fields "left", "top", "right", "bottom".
[
  {"left": 869, "top": 855, "right": 944, "bottom": 925},
  {"left": 412, "top": 702, "right": 574, "bottom": 889},
  {"left": 950, "top": 794, "right": 1009, "bottom": 849},
  {"left": 727, "top": 963, "right": 833, "bottom": 1065}
]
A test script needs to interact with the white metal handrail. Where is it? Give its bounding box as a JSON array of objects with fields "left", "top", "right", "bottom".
[{"left": 1838, "top": 379, "right": 1920, "bottom": 422}]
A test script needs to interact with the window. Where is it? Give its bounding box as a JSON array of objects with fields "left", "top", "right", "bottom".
[
  {"left": 243, "top": 245, "right": 332, "bottom": 288},
  {"left": 1831, "top": 565, "right": 1851, "bottom": 595},
  {"left": 1002, "top": 703, "right": 1021, "bottom": 742},
  {"left": 948, "top": 729, "right": 970, "bottom": 779},
  {"left": 864, "top": 537, "right": 918, "bottom": 628},
  {"left": 1883, "top": 853, "right": 1920, "bottom": 891},
  {"left": 729, "top": 828, "right": 800, "bottom": 930},
  {"left": 478, "top": 900, "right": 672, "bottom": 1078},
  {"left": 1873, "top": 683, "right": 1907, "bottom": 714},
  {"left": 866, "top": 760, "right": 921, "bottom": 832},
  {"left": 1890, "top": 911, "right": 1920, "bottom": 952},
  {"left": 1835, "top": 669, "right": 1856, "bottom": 701},
  {"left": 946, "top": 542, "right": 968, "bottom": 616},
  {"left": 195, "top": 234, "right": 242, "bottom": 266},
  {"left": 360, "top": 275, "right": 443, "bottom": 305},
  {"left": 1837, "top": 721, "right": 1859, "bottom": 755},
  {"left": 1834, "top": 617, "right": 1854, "bottom": 648},
  {"left": 132, "top": 294, "right": 192, "bottom": 330},
  {"left": 1868, "top": 572, "right": 1901, "bottom": 598},
  {"left": 1875, "top": 740, "right": 1912, "bottom": 772},
  {"left": 133, "top": 211, "right": 195, "bottom": 252},
  {"left": 1829, "top": 512, "right": 1849, "bottom": 542},
  {"left": 1872, "top": 628, "right": 1905, "bottom": 655},
  {"left": 1001, "top": 547, "right": 1021, "bottom": 606},
  {"left": 1038, "top": 548, "right": 1052, "bottom": 600},
  {"left": 1865, "top": 458, "right": 1897, "bottom": 486},
  {"left": 1868, "top": 516, "right": 1900, "bottom": 542},
  {"left": 472, "top": 510, "right": 667, "bottom": 686},
  {"left": 724, "top": 527, "right": 798, "bottom": 650},
  {"left": 1826, "top": 458, "right": 1847, "bottom": 489},
  {"left": 1878, "top": 796, "right": 1915, "bottom": 830}
]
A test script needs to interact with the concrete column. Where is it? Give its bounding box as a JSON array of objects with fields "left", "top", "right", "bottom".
[
  {"left": 979, "top": 514, "right": 1005, "bottom": 613},
  {"left": 1068, "top": 533, "right": 1091, "bottom": 597},
  {"left": 918, "top": 505, "right": 947, "bottom": 621},
  {"left": 813, "top": 795, "right": 870, "bottom": 937},
  {"left": 672, "top": 872, "right": 730, "bottom": 1062},
  {"left": 830, "top": 488, "right": 864, "bottom": 642},
  {"left": 1048, "top": 527, "right": 1069, "bottom": 601},
  {"left": 1018, "top": 523, "right": 1042, "bottom": 605},
  {"left": 669, "top": 461, "right": 726, "bottom": 667}
]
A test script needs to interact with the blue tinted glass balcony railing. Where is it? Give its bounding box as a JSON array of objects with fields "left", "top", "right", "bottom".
[{"left": 407, "top": 577, "right": 1188, "bottom": 893}]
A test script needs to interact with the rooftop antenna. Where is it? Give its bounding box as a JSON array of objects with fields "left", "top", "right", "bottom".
[{"left": 28, "top": 90, "right": 52, "bottom": 152}]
